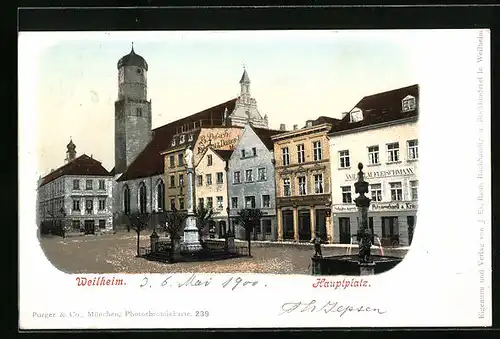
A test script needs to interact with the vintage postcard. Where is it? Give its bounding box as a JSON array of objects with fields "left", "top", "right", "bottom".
[{"left": 18, "top": 29, "right": 491, "bottom": 329}]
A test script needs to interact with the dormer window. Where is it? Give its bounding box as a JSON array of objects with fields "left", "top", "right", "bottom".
[
  {"left": 350, "top": 107, "right": 363, "bottom": 123},
  {"left": 179, "top": 135, "right": 185, "bottom": 144},
  {"left": 188, "top": 134, "right": 193, "bottom": 141},
  {"left": 402, "top": 95, "right": 416, "bottom": 112},
  {"left": 171, "top": 138, "right": 176, "bottom": 147}
]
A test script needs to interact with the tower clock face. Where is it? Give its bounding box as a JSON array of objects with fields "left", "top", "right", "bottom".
[{"left": 136, "top": 68, "right": 143, "bottom": 75}]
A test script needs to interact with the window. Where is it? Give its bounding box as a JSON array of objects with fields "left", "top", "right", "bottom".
[
  {"left": 339, "top": 150, "right": 350, "bottom": 168},
  {"left": 72, "top": 220, "right": 80, "bottom": 231},
  {"left": 207, "top": 197, "right": 213, "bottom": 209},
  {"left": 402, "top": 95, "right": 416, "bottom": 112},
  {"left": 171, "top": 139, "right": 176, "bottom": 147},
  {"left": 408, "top": 140, "right": 419, "bottom": 160},
  {"left": 311, "top": 141, "right": 322, "bottom": 161},
  {"left": 216, "top": 172, "right": 224, "bottom": 184},
  {"left": 263, "top": 219, "right": 272, "bottom": 234},
  {"left": 178, "top": 153, "right": 184, "bottom": 167},
  {"left": 139, "top": 183, "right": 147, "bottom": 213},
  {"left": 169, "top": 155, "right": 175, "bottom": 168},
  {"left": 245, "top": 169, "right": 253, "bottom": 182},
  {"left": 368, "top": 146, "right": 380, "bottom": 165},
  {"left": 257, "top": 167, "right": 267, "bottom": 181},
  {"left": 390, "top": 182, "right": 403, "bottom": 201},
  {"left": 233, "top": 171, "right": 241, "bottom": 184},
  {"left": 231, "top": 197, "right": 238, "bottom": 209},
  {"left": 85, "top": 199, "right": 93, "bottom": 213},
  {"left": 179, "top": 135, "right": 185, "bottom": 144},
  {"left": 99, "top": 220, "right": 106, "bottom": 229},
  {"left": 207, "top": 154, "right": 213, "bottom": 166},
  {"left": 241, "top": 149, "right": 246, "bottom": 158},
  {"left": 136, "top": 107, "right": 142, "bottom": 116},
  {"left": 282, "top": 147, "right": 290, "bottom": 166},
  {"left": 252, "top": 147, "right": 257, "bottom": 156},
  {"left": 410, "top": 180, "right": 418, "bottom": 200},
  {"left": 86, "top": 180, "right": 93, "bottom": 190},
  {"left": 169, "top": 175, "right": 175, "bottom": 188},
  {"left": 283, "top": 178, "right": 291, "bottom": 197},
  {"left": 262, "top": 195, "right": 270, "bottom": 208},
  {"left": 245, "top": 196, "right": 256, "bottom": 208},
  {"left": 387, "top": 142, "right": 400, "bottom": 162},
  {"left": 179, "top": 174, "right": 184, "bottom": 187},
  {"left": 314, "top": 174, "right": 324, "bottom": 194},
  {"left": 157, "top": 181, "right": 165, "bottom": 211},
  {"left": 98, "top": 180, "right": 105, "bottom": 190},
  {"left": 216, "top": 196, "right": 223, "bottom": 209},
  {"left": 73, "top": 179, "right": 80, "bottom": 190},
  {"left": 297, "top": 144, "right": 305, "bottom": 163},
  {"left": 123, "top": 185, "right": 130, "bottom": 214},
  {"left": 198, "top": 198, "right": 204, "bottom": 208},
  {"left": 188, "top": 134, "right": 193, "bottom": 141},
  {"left": 341, "top": 186, "right": 352, "bottom": 203},
  {"left": 170, "top": 199, "right": 176, "bottom": 210},
  {"left": 206, "top": 174, "right": 212, "bottom": 185},
  {"left": 72, "top": 199, "right": 80, "bottom": 211},
  {"left": 298, "top": 176, "right": 307, "bottom": 195},
  {"left": 370, "top": 183, "right": 382, "bottom": 202},
  {"left": 196, "top": 175, "right": 203, "bottom": 186},
  {"left": 98, "top": 199, "right": 106, "bottom": 211},
  {"left": 179, "top": 198, "right": 185, "bottom": 210}
]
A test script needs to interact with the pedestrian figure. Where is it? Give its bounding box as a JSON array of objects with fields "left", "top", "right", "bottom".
[{"left": 311, "top": 234, "right": 322, "bottom": 258}]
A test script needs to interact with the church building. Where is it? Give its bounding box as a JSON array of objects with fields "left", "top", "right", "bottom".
[{"left": 112, "top": 46, "right": 271, "bottom": 229}]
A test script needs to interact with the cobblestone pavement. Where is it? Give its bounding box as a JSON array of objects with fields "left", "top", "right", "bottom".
[{"left": 39, "top": 232, "right": 408, "bottom": 275}]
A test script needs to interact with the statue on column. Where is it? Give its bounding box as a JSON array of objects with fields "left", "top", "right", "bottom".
[{"left": 184, "top": 146, "right": 194, "bottom": 169}]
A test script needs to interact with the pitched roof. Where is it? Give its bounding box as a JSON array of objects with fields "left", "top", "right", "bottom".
[
  {"left": 252, "top": 126, "right": 287, "bottom": 150},
  {"left": 117, "top": 98, "right": 237, "bottom": 182},
  {"left": 312, "top": 116, "right": 342, "bottom": 127},
  {"left": 330, "top": 84, "right": 419, "bottom": 134},
  {"left": 213, "top": 149, "right": 233, "bottom": 161},
  {"left": 39, "top": 154, "right": 112, "bottom": 187}
]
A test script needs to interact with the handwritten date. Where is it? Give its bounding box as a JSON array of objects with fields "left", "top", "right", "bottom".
[{"left": 140, "top": 274, "right": 260, "bottom": 291}]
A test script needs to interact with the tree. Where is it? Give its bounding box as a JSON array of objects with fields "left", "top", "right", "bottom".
[
  {"left": 194, "top": 204, "right": 216, "bottom": 245},
  {"left": 162, "top": 207, "right": 188, "bottom": 261},
  {"left": 126, "top": 212, "right": 151, "bottom": 257},
  {"left": 234, "top": 208, "right": 263, "bottom": 257}
]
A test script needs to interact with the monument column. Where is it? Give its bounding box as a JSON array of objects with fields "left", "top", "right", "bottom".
[
  {"left": 277, "top": 207, "right": 283, "bottom": 241},
  {"left": 310, "top": 205, "right": 316, "bottom": 241},
  {"left": 293, "top": 206, "right": 298, "bottom": 242},
  {"left": 182, "top": 146, "right": 202, "bottom": 252}
]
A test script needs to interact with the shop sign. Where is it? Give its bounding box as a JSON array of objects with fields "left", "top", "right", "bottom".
[
  {"left": 345, "top": 167, "right": 415, "bottom": 181},
  {"left": 332, "top": 201, "right": 418, "bottom": 213}
]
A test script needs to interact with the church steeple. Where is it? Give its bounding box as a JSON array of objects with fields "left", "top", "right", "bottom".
[
  {"left": 65, "top": 138, "right": 76, "bottom": 163},
  {"left": 239, "top": 66, "right": 251, "bottom": 97}
]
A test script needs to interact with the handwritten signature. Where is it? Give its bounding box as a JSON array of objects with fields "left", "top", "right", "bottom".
[
  {"left": 139, "top": 274, "right": 260, "bottom": 291},
  {"left": 280, "top": 300, "right": 386, "bottom": 317}
]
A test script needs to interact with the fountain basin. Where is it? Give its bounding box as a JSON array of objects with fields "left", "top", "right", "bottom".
[{"left": 311, "top": 255, "right": 402, "bottom": 276}]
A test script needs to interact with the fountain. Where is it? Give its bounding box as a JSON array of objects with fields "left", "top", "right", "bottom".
[{"left": 311, "top": 162, "right": 402, "bottom": 276}]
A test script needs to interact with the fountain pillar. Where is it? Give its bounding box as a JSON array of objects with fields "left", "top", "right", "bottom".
[
  {"left": 182, "top": 146, "right": 202, "bottom": 252},
  {"left": 354, "top": 162, "right": 375, "bottom": 275}
]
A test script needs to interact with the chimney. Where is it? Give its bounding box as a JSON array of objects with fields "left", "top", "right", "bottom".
[
  {"left": 341, "top": 112, "right": 349, "bottom": 119},
  {"left": 306, "top": 120, "right": 313, "bottom": 127},
  {"left": 91, "top": 154, "right": 93, "bottom": 158},
  {"left": 279, "top": 123, "right": 286, "bottom": 131},
  {"left": 293, "top": 124, "right": 298, "bottom": 131}
]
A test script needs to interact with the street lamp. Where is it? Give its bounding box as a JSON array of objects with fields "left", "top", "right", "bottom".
[{"left": 325, "top": 197, "right": 332, "bottom": 243}]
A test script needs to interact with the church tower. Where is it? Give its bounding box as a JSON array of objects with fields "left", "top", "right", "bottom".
[
  {"left": 228, "top": 67, "right": 268, "bottom": 129},
  {"left": 114, "top": 44, "right": 153, "bottom": 174},
  {"left": 65, "top": 138, "right": 76, "bottom": 163}
]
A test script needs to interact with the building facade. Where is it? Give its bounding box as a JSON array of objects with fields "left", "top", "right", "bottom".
[
  {"left": 272, "top": 122, "right": 337, "bottom": 243},
  {"left": 194, "top": 147, "right": 233, "bottom": 237},
  {"left": 37, "top": 146, "right": 113, "bottom": 235},
  {"left": 328, "top": 84, "right": 419, "bottom": 247},
  {"left": 227, "top": 125, "right": 284, "bottom": 240}
]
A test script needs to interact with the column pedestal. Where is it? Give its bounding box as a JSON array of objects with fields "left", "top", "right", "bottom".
[
  {"left": 359, "top": 262, "right": 376, "bottom": 276},
  {"left": 181, "top": 166, "right": 202, "bottom": 252}
]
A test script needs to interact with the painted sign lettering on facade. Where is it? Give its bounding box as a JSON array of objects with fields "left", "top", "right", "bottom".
[
  {"left": 332, "top": 201, "right": 418, "bottom": 213},
  {"left": 345, "top": 167, "right": 415, "bottom": 181},
  {"left": 194, "top": 128, "right": 243, "bottom": 161}
]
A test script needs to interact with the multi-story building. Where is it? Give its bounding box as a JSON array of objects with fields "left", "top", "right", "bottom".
[
  {"left": 227, "top": 124, "right": 285, "bottom": 240},
  {"left": 37, "top": 140, "right": 114, "bottom": 235},
  {"left": 194, "top": 147, "right": 233, "bottom": 237},
  {"left": 113, "top": 46, "right": 270, "bottom": 229},
  {"left": 271, "top": 118, "right": 340, "bottom": 243},
  {"left": 328, "top": 84, "right": 419, "bottom": 247}
]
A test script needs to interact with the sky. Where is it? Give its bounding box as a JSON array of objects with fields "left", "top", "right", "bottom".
[{"left": 24, "top": 30, "right": 421, "bottom": 176}]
